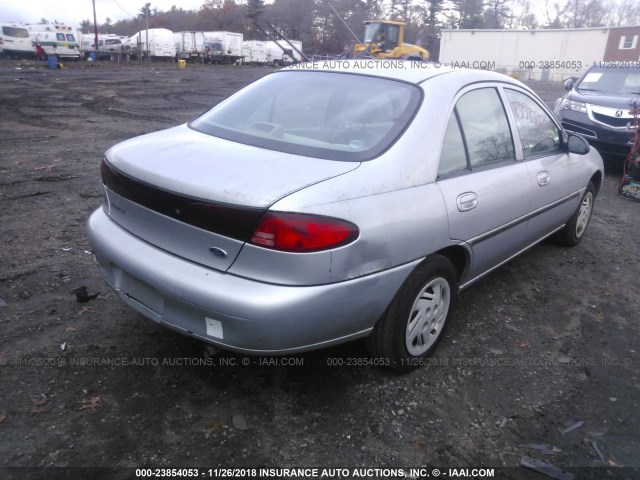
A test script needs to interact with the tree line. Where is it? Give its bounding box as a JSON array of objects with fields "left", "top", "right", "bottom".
[{"left": 71, "top": 0, "right": 640, "bottom": 60}]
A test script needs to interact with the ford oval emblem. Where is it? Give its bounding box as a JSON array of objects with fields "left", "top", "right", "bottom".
[{"left": 209, "top": 247, "right": 228, "bottom": 258}]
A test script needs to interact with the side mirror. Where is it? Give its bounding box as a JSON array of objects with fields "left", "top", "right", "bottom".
[
  {"left": 564, "top": 79, "right": 574, "bottom": 91},
  {"left": 567, "top": 134, "right": 590, "bottom": 155}
]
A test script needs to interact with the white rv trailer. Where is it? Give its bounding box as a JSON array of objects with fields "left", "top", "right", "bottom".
[
  {"left": 27, "top": 24, "right": 81, "bottom": 59},
  {"left": 0, "top": 23, "right": 33, "bottom": 58},
  {"left": 126, "top": 28, "right": 176, "bottom": 59}
]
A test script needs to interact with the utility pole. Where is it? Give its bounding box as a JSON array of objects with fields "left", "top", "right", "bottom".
[
  {"left": 92, "top": 0, "right": 98, "bottom": 58},
  {"left": 145, "top": 2, "right": 150, "bottom": 61}
]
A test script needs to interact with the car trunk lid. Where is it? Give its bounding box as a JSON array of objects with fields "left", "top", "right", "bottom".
[{"left": 101, "top": 125, "right": 359, "bottom": 271}]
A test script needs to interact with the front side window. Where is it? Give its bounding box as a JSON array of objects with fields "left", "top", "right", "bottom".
[
  {"left": 455, "top": 88, "right": 515, "bottom": 169},
  {"left": 385, "top": 25, "right": 399, "bottom": 49},
  {"left": 190, "top": 71, "right": 421, "bottom": 161},
  {"left": 66, "top": 34, "right": 75, "bottom": 42},
  {"left": 505, "top": 89, "right": 561, "bottom": 158},
  {"left": 363, "top": 23, "right": 381, "bottom": 43},
  {"left": 438, "top": 87, "right": 516, "bottom": 176}
]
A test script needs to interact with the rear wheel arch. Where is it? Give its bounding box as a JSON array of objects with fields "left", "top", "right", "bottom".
[
  {"left": 367, "top": 253, "right": 459, "bottom": 372},
  {"left": 435, "top": 245, "right": 469, "bottom": 282}
]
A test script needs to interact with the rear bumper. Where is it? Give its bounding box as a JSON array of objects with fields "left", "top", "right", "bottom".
[{"left": 86, "top": 208, "right": 418, "bottom": 354}]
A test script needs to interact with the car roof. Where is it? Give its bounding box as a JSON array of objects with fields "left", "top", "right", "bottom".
[{"left": 283, "top": 59, "right": 524, "bottom": 87}]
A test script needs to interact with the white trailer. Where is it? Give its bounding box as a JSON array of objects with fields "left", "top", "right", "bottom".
[
  {"left": 242, "top": 40, "right": 268, "bottom": 64},
  {"left": 439, "top": 27, "right": 621, "bottom": 82},
  {"left": 266, "top": 40, "right": 303, "bottom": 66},
  {"left": 27, "top": 24, "right": 81, "bottom": 59},
  {"left": 203, "top": 31, "right": 243, "bottom": 63},
  {"left": 0, "top": 23, "right": 33, "bottom": 58},
  {"left": 174, "top": 31, "right": 205, "bottom": 60},
  {"left": 127, "top": 28, "right": 176, "bottom": 59}
]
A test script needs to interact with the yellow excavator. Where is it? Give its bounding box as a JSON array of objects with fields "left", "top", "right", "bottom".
[{"left": 353, "top": 20, "right": 429, "bottom": 61}]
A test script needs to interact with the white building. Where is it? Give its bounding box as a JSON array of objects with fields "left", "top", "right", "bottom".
[{"left": 440, "top": 25, "right": 640, "bottom": 81}]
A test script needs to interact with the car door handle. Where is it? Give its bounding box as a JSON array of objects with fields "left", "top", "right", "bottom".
[
  {"left": 456, "top": 192, "right": 478, "bottom": 212},
  {"left": 537, "top": 171, "right": 550, "bottom": 186}
]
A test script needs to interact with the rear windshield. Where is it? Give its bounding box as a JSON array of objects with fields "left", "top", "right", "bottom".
[{"left": 189, "top": 70, "right": 421, "bottom": 161}]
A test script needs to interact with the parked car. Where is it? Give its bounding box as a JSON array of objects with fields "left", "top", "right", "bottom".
[
  {"left": 87, "top": 61, "right": 604, "bottom": 371},
  {"left": 554, "top": 65, "right": 640, "bottom": 161}
]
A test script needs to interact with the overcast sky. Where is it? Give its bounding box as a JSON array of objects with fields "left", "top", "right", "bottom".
[{"left": 0, "top": 0, "right": 206, "bottom": 27}]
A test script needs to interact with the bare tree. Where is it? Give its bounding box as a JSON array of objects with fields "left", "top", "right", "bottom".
[
  {"left": 508, "top": 0, "right": 538, "bottom": 28},
  {"left": 365, "top": 0, "right": 385, "bottom": 19},
  {"left": 80, "top": 19, "right": 93, "bottom": 34},
  {"left": 542, "top": 0, "right": 563, "bottom": 27},
  {"left": 102, "top": 17, "right": 112, "bottom": 33},
  {"left": 450, "top": 0, "right": 485, "bottom": 28},
  {"left": 562, "top": 0, "right": 606, "bottom": 27},
  {"left": 484, "top": 0, "right": 513, "bottom": 28},
  {"left": 603, "top": 0, "right": 640, "bottom": 25},
  {"left": 266, "top": 0, "right": 315, "bottom": 44}
]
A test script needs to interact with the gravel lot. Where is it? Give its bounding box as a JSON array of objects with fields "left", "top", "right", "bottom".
[{"left": 0, "top": 61, "right": 638, "bottom": 480}]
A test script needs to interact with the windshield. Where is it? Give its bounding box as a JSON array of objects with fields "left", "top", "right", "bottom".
[
  {"left": 363, "top": 23, "right": 400, "bottom": 48},
  {"left": 577, "top": 68, "right": 640, "bottom": 95},
  {"left": 363, "top": 23, "right": 381, "bottom": 43},
  {"left": 190, "top": 71, "right": 421, "bottom": 161},
  {"left": 206, "top": 42, "right": 223, "bottom": 51}
]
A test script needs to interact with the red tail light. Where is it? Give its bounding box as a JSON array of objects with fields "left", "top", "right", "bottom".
[{"left": 251, "top": 212, "right": 359, "bottom": 253}]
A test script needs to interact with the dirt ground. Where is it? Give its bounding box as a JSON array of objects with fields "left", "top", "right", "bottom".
[{"left": 0, "top": 61, "right": 639, "bottom": 480}]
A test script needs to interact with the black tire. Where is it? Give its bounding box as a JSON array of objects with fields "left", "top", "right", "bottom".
[
  {"left": 553, "top": 182, "right": 596, "bottom": 247},
  {"left": 367, "top": 254, "right": 458, "bottom": 372}
]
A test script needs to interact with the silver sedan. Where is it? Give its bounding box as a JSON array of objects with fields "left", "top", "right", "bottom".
[{"left": 87, "top": 61, "right": 604, "bottom": 371}]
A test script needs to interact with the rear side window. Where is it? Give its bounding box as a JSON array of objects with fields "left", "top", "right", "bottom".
[
  {"left": 57, "top": 33, "right": 65, "bottom": 41},
  {"left": 190, "top": 71, "right": 421, "bottom": 161},
  {"left": 504, "top": 89, "right": 561, "bottom": 158},
  {"left": 2, "top": 26, "right": 29, "bottom": 38},
  {"left": 439, "top": 113, "right": 468, "bottom": 176},
  {"left": 438, "top": 87, "right": 515, "bottom": 177},
  {"left": 455, "top": 88, "right": 515, "bottom": 168}
]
